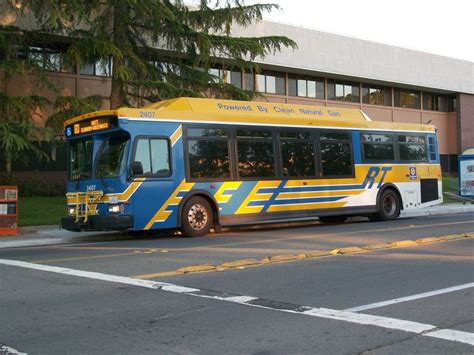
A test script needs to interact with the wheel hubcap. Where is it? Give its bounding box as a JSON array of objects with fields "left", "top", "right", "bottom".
[
  {"left": 187, "top": 204, "right": 208, "bottom": 230},
  {"left": 383, "top": 195, "right": 396, "bottom": 216}
]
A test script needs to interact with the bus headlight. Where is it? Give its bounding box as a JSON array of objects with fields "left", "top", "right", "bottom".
[
  {"left": 108, "top": 204, "right": 122, "bottom": 214},
  {"left": 68, "top": 207, "right": 76, "bottom": 216}
]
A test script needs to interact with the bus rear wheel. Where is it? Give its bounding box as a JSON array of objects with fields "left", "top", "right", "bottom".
[
  {"left": 369, "top": 189, "right": 401, "bottom": 222},
  {"left": 180, "top": 197, "right": 213, "bottom": 237},
  {"left": 319, "top": 215, "right": 348, "bottom": 224}
]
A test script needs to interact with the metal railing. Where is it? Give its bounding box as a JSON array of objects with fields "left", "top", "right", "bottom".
[{"left": 66, "top": 191, "right": 104, "bottom": 223}]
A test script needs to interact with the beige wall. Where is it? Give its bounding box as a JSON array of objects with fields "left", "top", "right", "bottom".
[
  {"left": 458, "top": 94, "right": 474, "bottom": 152},
  {"left": 4, "top": 71, "right": 111, "bottom": 127}
]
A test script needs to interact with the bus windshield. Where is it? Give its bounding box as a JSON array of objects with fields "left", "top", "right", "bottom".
[
  {"left": 69, "top": 138, "right": 94, "bottom": 181},
  {"left": 96, "top": 135, "right": 130, "bottom": 178}
]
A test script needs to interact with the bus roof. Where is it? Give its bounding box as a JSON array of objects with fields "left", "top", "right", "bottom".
[{"left": 65, "top": 97, "right": 436, "bottom": 133}]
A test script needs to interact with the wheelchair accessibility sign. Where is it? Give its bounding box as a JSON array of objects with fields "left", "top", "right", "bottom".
[{"left": 409, "top": 167, "right": 417, "bottom": 180}]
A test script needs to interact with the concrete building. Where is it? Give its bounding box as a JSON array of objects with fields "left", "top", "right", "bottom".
[
  {"left": 230, "top": 21, "right": 474, "bottom": 173},
  {"left": 2, "top": 10, "right": 473, "bottom": 173}
]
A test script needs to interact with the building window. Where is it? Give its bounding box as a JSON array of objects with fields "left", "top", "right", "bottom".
[
  {"left": 254, "top": 71, "right": 285, "bottom": 95},
  {"left": 27, "top": 46, "right": 73, "bottom": 73},
  {"left": 244, "top": 72, "right": 254, "bottom": 91},
  {"left": 208, "top": 68, "right": 242, "bottom": 89},
  {"left": 447, "top": 96, "right": 457, "bottom": 112},
  {"left": 362, "top": 85, "right": 392, "bottom": 106},
  {"left": 394, "top": 89, "right": 421, "bottom": 109},
  {"left": 230, "top": 71, "right": 242, "bottom": 88},
  {"left": 288, "top": 76, "right": 324, "bottom": 99},
  {"left": 327, "top": 81, "right": 360, "bottom": 102},
  {"left": 423, "top": 92, "right": 449, "bottom": 112},
  {"left": 80, "top": 58, "right": 113, "bottom": 77}
]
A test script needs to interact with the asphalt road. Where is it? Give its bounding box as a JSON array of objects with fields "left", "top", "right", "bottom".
[{"left": 1, "top": 213, "right": 473, "bottom": 354}]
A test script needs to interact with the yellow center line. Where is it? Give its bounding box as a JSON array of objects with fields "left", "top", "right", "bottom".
[
  {"left": 53, "top": 246, "right": 160, "bottom": 251},
  {"left": 32, "top": 252, "right": 143, "bottom": 264}
]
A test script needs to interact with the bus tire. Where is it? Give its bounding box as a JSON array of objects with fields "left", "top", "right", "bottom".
[
  {"left": 370, "top": 189, "right": 401, "bottom": 222},
  {"left": 180, "top": 196, "right": 213, "bottom": 237},
  {"left": 319, "top": 215, "right": 348, "bottom": 224}
]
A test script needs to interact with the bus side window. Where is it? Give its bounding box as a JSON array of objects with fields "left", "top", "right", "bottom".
[
  {"left": 279, "top": 131, "right": 315, "bottom": 178},
  {"left": 361, "top": 133, "right": 395, "bottom": 162},
  {"left": 397, "top": 135, "right": 427, "bottom": 162},
  {"left": 236, "top": 129, "right": 276, "bottom": 178},
  {"left": 428, "top": 136, "right": 437, "bottom": 162},
  {"left": 186, "top": 127, "right": 230, "bottom": 179},
  {"left": 319, "top": 131, "right": 353, "bottom": 177}
]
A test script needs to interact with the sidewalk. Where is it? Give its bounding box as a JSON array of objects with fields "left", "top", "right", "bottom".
[
  {"left": 1, "top": 203, "right": 473, "bottom": 249},
  {"left": 400, "top": 202, "right": 474, "bottom": 218},
  {"left": 0, "top": 225, "right": 124, "bottom": 249}
]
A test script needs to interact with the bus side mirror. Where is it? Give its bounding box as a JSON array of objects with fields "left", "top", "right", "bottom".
[{"left": 131, "top": 161, "right": 144, "bottom": 176}]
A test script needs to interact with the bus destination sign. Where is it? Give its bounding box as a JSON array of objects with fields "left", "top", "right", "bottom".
[{"left": 65, "top": 116, "right": 118, "bottom": 137}]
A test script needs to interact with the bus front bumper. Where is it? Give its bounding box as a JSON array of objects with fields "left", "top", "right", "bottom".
[{"left": 61, "top": 215, "right": 134, "bottom": 232}]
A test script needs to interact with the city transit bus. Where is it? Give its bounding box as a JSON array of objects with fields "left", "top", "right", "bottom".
[{"left": 61, "top": 97, "right": 442, "bottom": 237}]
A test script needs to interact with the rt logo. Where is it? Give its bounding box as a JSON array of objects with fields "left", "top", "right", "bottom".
[
  {"left": 409, "top": 167, "right": 417, "bottom": 180},
  {"left": 363, "top": 167, "right": 392, "bottom": 188}
]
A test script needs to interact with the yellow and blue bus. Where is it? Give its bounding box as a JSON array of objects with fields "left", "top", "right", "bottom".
[{"left": 61, "top": 97, "right": 442, "bottom": 236}]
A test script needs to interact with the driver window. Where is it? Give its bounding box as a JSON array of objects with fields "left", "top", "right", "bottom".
[
  {"left": 151, "top": 139, "right": 170, "bottom": 175},
  {"left": 134, "top": 138, "right": 171, "bottom": 176},
  {"left": 135, "top": 139, "right": 152, "bottom": 175}
]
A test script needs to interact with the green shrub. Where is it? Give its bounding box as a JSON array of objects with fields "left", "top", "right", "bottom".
[{"left": 0, "top": 172, "right": 66, "bottom": 197}]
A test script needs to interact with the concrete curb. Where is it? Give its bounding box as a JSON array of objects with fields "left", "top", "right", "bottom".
[
  {"left": 220, "top": 259, "right": 260, "bottom": 269},
  {"left": 176, "top": 264, "right": 216, "bottom": 273},
  {"left": 400, "top": 204, "right": 474, "bottom": 218}
]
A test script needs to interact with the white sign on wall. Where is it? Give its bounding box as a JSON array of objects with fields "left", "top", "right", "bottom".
[{"left": 459, "top": 156, "right": 474, "bottom": 197}]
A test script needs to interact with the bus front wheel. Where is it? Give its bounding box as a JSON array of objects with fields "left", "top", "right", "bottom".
[
  {"left": 370, "top": 189, "right": 401, "bottom": 222},
  {"left": 180, "top": 196, "right": 213, "bottom": 237}
]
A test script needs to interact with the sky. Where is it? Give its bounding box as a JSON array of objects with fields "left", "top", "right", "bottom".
[{"left": 188, "top": 0, "right": 474, "bottom": 62}]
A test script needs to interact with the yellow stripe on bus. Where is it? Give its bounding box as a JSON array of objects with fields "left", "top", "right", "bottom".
[
  {"left": 66, "top": 179, "right": 145, "bottom": 205},
  {"left": 214, "top": 181, "right": 242, "bottom": 204},
  {"left": 170, "top": 125, "right": 182, "bottom": 146},
  {"left": 276, "top": 190, "right": 362, "bottom": 200},
  {"left": 144, "top": 180, "right": 195, "bottom": 230},
  {"left": 267, "top": 201, "right": 347, "bottom": 213},
  {"left": 104, "top": 179, "right": 145, "bottom": 202},
  {"left": 235, "top": 181, "right": 281, "bottom": 215}
]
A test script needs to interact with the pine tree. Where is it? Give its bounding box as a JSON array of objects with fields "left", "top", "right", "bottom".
[
  {"left": 0, "top": 26, "right": 50, "bottom": 173},
  {"left": 0, "top": 23, "right": 104, "bottom": 172},
  {"left": 21, "top": 0, "right": 297, "bottom": 109}
]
